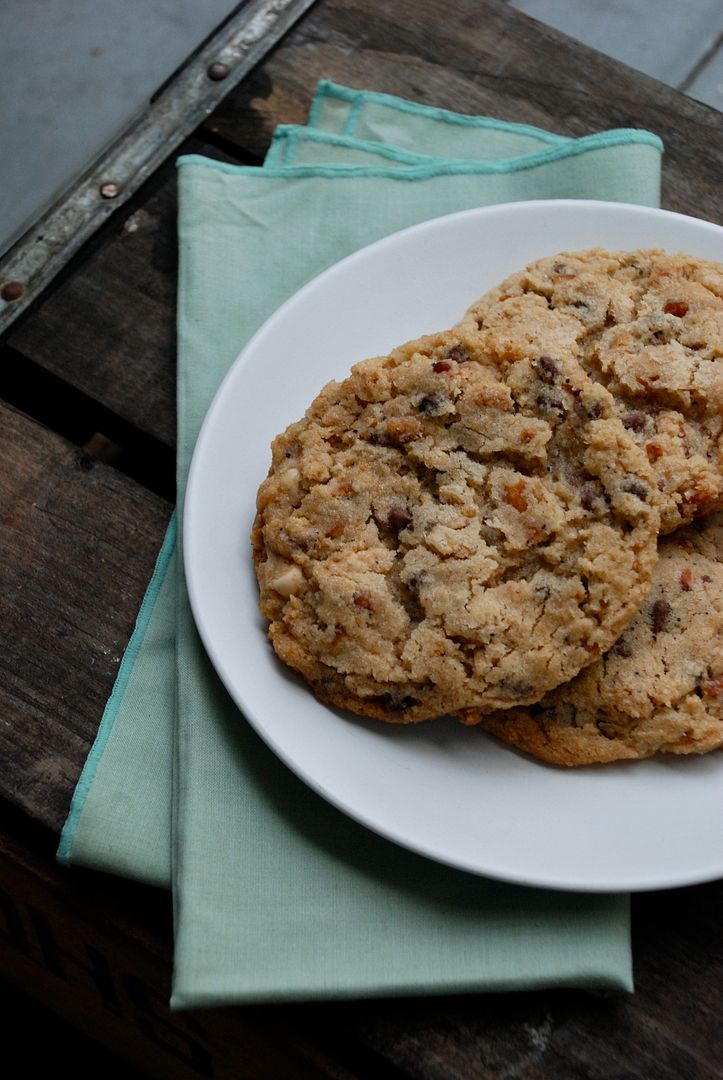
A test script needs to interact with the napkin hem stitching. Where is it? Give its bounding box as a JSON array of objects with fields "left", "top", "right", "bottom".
[
  {"left": 178, "top": 129, "right": 663, "bottom": 180},
  {"left": 311, "top": 79, "right": 570, "bottom": 144},
  {"left": 267, "top": 124, "right": 536, "bottom": 167}
]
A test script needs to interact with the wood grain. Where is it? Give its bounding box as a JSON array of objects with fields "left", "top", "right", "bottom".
[
  {"left": 5, "top": 157, "right": 180, "bottom": 449},
  {"left": 4, "top": 139, "right": 240, "bottom": 450},
  {"left": 2, "top": 807, "right": 366, "bottom": 1080},
  {"left": 0, "top": 402, "right": 171, "bottom": 830}
]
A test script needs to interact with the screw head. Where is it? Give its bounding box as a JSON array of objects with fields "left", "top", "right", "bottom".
[
  {"left": 99, "top": 181, "right": 122, "bottom": 199},
  {"left": 207, "top": 61, "right": 230, "bottom": 81},
  {"left": 1, "top": 280, "right": 26, "bottom": 302}
]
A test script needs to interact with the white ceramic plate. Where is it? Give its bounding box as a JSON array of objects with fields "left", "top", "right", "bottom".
[{"left": 185, "top": 200, "right": 723, "bottom": 892}]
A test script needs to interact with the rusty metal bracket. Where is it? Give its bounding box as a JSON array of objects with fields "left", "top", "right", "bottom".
[{"left": 0, "top": 0, "right": 317, "bottom": 333}]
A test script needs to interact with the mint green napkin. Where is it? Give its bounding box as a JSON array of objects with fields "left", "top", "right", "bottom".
[{"left": 59, "top": 81, "right": 664, "bottom": 1005}]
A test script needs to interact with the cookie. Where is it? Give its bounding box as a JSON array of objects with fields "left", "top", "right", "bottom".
[
  {"left": 457, "top": 249, "right": 723, "bottom": 533},
  {"left": 253, "top": 330, "right": 660, "bottom": 723},
  {"left": 459, "top": 514, "right": 723, "bottom": 764}
]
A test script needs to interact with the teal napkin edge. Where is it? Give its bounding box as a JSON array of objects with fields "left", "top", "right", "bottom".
[
  {"left": 265, "top": 124, "right": 664, "bottom": 170},
  {"left": 57, "top": 514, "right": 178, "bottom": 865},
  {"left": 308, "top": 79, "right": 570, "bottom": 144},
  {"left": 177, "top": 123, "right": 663, "bottom": 180},
  {"left": 265, "top": 124, "right": 452, "bottom": 167}
]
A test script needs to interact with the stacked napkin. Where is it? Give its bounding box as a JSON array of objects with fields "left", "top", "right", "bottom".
[{"left": 58, "top": 81, "right": 664, "bottom": 1006}]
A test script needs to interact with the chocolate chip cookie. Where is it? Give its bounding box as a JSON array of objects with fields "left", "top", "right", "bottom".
[
  {"left": 253, "top": 330, "right": 660, "bottom": 723},
  {"left": 457, "top": 249, "right": 723, "bottom": 533},
  {"left": 459, "top": 513, "right": 723, "bottom": 764}
]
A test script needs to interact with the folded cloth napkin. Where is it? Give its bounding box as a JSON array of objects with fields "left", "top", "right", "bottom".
[{"left": 58, "top": 81, "right": 664, "bottom": 1006}]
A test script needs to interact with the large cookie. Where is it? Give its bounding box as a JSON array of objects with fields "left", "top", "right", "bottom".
[
  {"left": 459, "top": 514, "right": 723, "bottom": 764},
  {"left": 457, "top": 249, "right": 723, "bottom": 534},
  {"left": 253, "top": 331, "right": 660, "bottom": 723}
]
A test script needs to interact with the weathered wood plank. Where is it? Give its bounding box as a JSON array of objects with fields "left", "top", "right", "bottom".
[
  {"left": 4, "top": 159, "right": 180, "bottom": 449},
  {"left": 0, "top": 401, "right": 171, "bottom": 830},
  {"left": 1, "top": 808, "right": 366, "bottom": 1080},
  {"left": 0, "top": 344, "right": 176, "bottom": 501},
  {"left": 4, "top": 138, "right": 239, "bottom": 450}
]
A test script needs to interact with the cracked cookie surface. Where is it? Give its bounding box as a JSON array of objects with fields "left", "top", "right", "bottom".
[
  {"left": 253, "top": 330, "right": 660, "bottom": 723},
  {"left": 460, "top": 513, "right": 723, "bottom": 764},
  {"left": 457, "top": 249, "right": 723, "bottom": 534}
]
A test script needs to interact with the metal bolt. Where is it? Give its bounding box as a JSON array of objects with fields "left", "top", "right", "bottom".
[
  {"left": 99, "top": 181, "right": 122, "bottom": 199},
  {"left": 207, "top": 61, "right": 230, "bottom": 81},
  {"left": 1, "top": 281, "right": 26, "bottom": 303}
]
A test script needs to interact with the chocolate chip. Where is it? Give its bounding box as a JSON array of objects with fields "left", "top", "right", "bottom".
[
  {"left": 446, "top": 345, "right": 469, "bottom": 362},
  {"left": 651, "top": 599, "right": 672, "bottom": 633},
  {"left": 613, "top": 639, "right": 633, "bottom": 658},
  {"left": 379, "top": 693, "right": 418, "bottom": 713},
  {"left": 388, "top": 505, "right": 413, "bottom": 531},
  {"left": 623, "top": 411, "right": 648, "bottom": 433},
  {"left": 580, "top": 485, "right": 598, "bottom": 511},
  {"left": 501, "top": 678, "right": 534, "bottom": 699},
  {"left": 418, "top": 394, "right": 444, "bottom": 414},
  {"left": 536, "top": 391, "right": 564, "bottom": 416},
  {"left": 622, "top": 478, "right": 648, "bottom": 501},
  {"left": 536, "top": 355, "right": 558, "bottom": 380},
  {"left": 702, "top": 574, "right": 713, "bottom": 583}
]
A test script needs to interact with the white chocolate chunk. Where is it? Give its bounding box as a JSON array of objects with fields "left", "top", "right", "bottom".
[
  {"left": 270, "top": 565, "right": 305, "bottom": 597},
  {"left": 279, "top": 467, "right": 300, "bottom": 498}
]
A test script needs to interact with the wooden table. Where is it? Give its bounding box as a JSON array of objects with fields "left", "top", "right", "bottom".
[{"left": 2, "top": 1, "right": 722, "bottom": 1075}]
